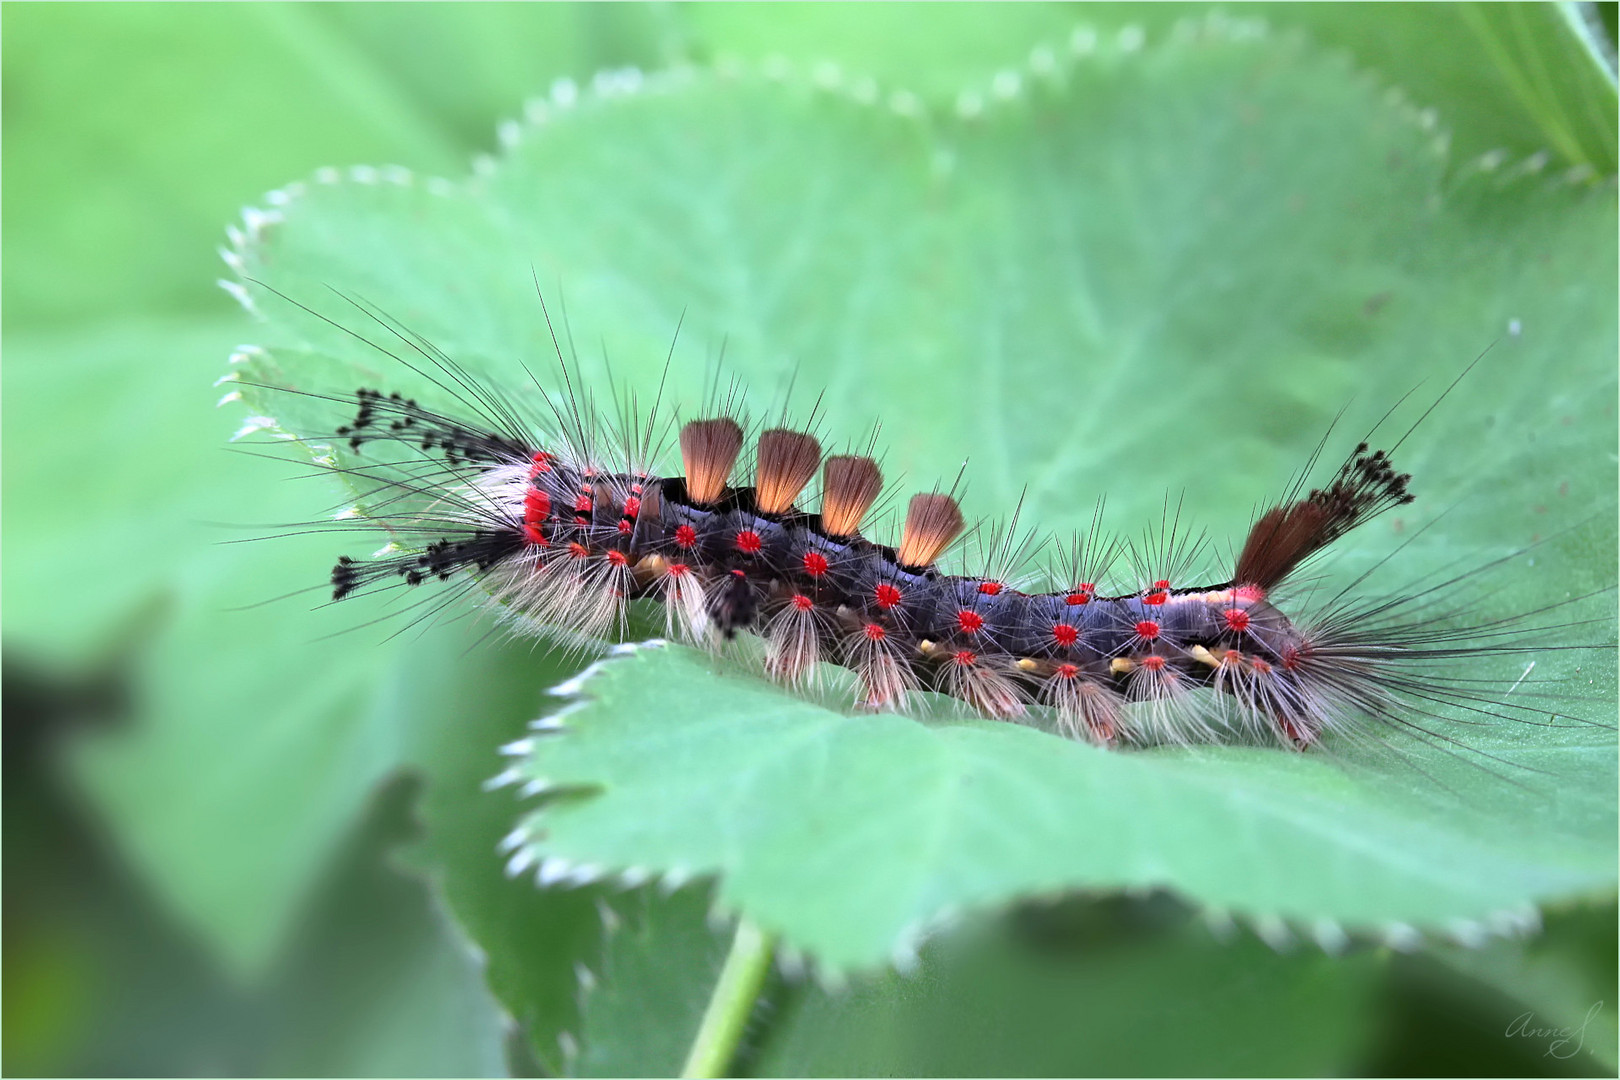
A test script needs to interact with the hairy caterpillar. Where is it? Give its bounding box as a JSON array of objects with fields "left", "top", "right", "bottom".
[{"left": 238, "top": 284, "right": 1612, "bottom": 755}]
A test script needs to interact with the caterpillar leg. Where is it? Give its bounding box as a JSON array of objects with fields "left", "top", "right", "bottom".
[
  {"left": 1274, "top": 713, "right": 1321, "bottom": 751},
  {"left": 1041, "top": 666, "right": 1125, "bottom": 746},
  {"left": 940, "top": 650, "right": 1027, "bottom": 720},
  {"left": 845, "top": 623, "right": 916, "bottom": 711}
]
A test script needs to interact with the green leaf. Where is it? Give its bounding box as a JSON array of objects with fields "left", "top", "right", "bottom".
[
  {"left": 67, "top": 535, "right": 411, "bottom": 975},
  {"left": 388, "top": 634, "right": 615, "bottom": 1075},
  {"left": 3, "top": 319, "right": 253, "bottom": 667},
  {"left": 379, "top": 625, "right": 756, "bottom": 1076},
  {"left": 1455, "top": 1, "right": 1618, "bottom": 173},
  {"left": 681, "top": 4, "right": 1619, "bottom": 174},
  {"left": 386, "top": 635, "right": 752, "bottom": 1077},
  {"left": 1252, "top": 2, "right": 1617, "bottom": 175},
  {"left": 507, "top": 642, "right": 1612, "bottom": 971},
  {"left": 8, "top": 317, "right": 594, "bottom": 991},
  {"left": 9, "top": 319, "right": 582, "bottom": 990},
  {"left": 1429, "top": 899, "right": 1618, "bottom": 1071},
  {"left": 679, "top": 3, "right": 1083, "bottom": 99},
  {"left": 230, "top": 25, "right": 1616, "bottom": 973},
  {"left": 257, "top": 779, "right": 510, "bottom": 1079},
  {"left": 315, "top": 4, "right": 672, "bottom": 150},
  {"left": 756, "top": 898, "right": 1384, "bottom": 1076},
  {"left": 6, "top": 318, "right": 412, "bottom": 974},
  {"left": 571, "top": 887, "right": 732, "bottom": 1078},
  {"left": 2, "top": 758, "right": 509, "bottom": 1076},
  {"left": 0, "top": 4, "right": 462, "bottom": 328}
]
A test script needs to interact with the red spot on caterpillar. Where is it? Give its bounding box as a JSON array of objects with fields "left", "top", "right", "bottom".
[
  {"left": 574, "top": 516, "right": 590, "bottom": 526},
  {"left": 622, "top": 496, "right": 641, "bottom": 518},
  {"left": 673, "top": 524, "right": 697, "bottom": 549},
  {"left": 1234, "top": 584, "right": 1267, "bottom": 602},
  {"left": 1154, "top": 580, "right": 1171, "bottom": 590},
  {"left": 953, "top": 649, "right": 978, "bottom": 666},
  {"left": 863, "top": 622, "right": 887, "bottom": 641},
  {"left": 573, "top": 494, "right": 592, "bottom": 513},
  {"left": 568, "top": 542, "right": 589, "bottom": 560},
  {"left": 523, "top": 523, "right": 545, "bottom": 546},
  {"left": 1250, "top": 657, "right": 1272, "bottom": 673},
  {"left": 1143, "top": 584, "right": 1168, "bottom": 606},
  {"left": 1055, "top": 663, "right": 1080, "bottom": 680},
  {"left": 617, "top": 519, "right": 633, "bottom": 534},
  {"left": 1281, "top": 644, "right": 1302, "bottom": 670},
  {"left": 978, "top": 581, "right": 1002, "bottom": 596},
  {"left": 735, "top": 530, "right": 762, "bottom": 554},
  {"left": 529, "top": 451, "right": 553, "bottom": 473},
  {"left": 666, "top": 562, "right": 689, "bottom": 578},
  {"left": 605, "top": 550, "right": 628, "bottom": 567},
  {"left": 1066, "top": 585, "right": 1095, "bottom": 605},
  {"left": 874, "top": 583, "right": 902, "bottom": 609},
  {"left": 524, "top": 490, "right": 550, "bottom": 522},
  {"left": 957, "top": 610, "right": 985, "bottom": 634},
  {"left": 791, "top": 594, "right": 814, "bottom": 612},
  {"left": 1052, "top": 623, "right": 1079, "bottom": 647},
  {"left": 802, "top": 551, "right": 829, "bottom": 576},
  {"left": 1135, "top": 620, "right": 1161, "bottom": 640},
  {"left": 732, "top": 569, "right": 746, "bottom": 577},
  {"left": 1142, "top": 654, "right": 1167, "bottom": 672},
  {"left": 1223, "top": 649, "right": 1244, "bottom": 665},
  {"left": 1223, "top": 608, "right": 1251, "bottom": 632}
]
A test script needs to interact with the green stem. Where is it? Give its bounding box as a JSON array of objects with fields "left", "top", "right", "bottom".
[{"left": 680, "top": 918, "right": 776, "bottom": 1079}]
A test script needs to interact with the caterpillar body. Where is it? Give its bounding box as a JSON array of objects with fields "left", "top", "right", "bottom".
[{"left": 248, "top": 289, "right": 1605, "bottom": 755}]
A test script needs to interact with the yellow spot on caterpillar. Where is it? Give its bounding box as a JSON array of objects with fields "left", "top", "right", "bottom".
[
  {"left": 632, "top": 554, "right": 670, "bottom": 585},
  {"left": 1189, "top": 645, "right": 1220, "bottom": 669},
  {"left": 1110, "top": 657, "right": 1134, "bottom": 674}
]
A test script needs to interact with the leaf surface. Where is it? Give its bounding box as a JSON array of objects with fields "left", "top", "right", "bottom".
[
  {"left": 228, "top": 25, "right": 1617, "bottom": 972},
  {"left": 757, "top": 898, "right": 1384, "bottom": 1077},
  {"left": 508, "top": 642, "right": 1612, "bottom": 971}
]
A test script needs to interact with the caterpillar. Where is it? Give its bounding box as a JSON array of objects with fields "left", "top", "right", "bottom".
[{"left": 239, "top": 285, "right": 1611, "bottom": 754}]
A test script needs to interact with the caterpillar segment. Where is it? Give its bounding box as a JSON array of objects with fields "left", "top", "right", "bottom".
[{"left": 328, "top": 394, "right": 1413, "bottom": 750}]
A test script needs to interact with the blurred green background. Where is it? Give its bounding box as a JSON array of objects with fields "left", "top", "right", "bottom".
[{"left": 4, "top": 3, "right": 1616, "bottom": 1076}]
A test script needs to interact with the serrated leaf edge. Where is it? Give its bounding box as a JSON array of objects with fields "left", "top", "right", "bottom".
[{"left": 507, "top": 641, "right": 1562, "bottom": 976}]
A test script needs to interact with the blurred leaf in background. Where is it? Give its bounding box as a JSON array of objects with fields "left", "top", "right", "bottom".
[{"left": 4, "top": 3, "right": 1615, "bottom": 1076}]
